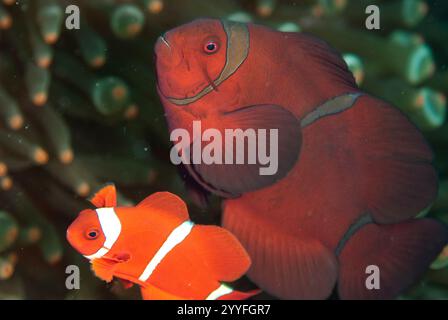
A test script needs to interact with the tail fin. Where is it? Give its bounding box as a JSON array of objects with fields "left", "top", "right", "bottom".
[
  {"left": 338, "top": 218, "right": 448, "bottom": 299},
  {"left": 194, "top": 225, "right": 252, "bottom": 282},
  {"left": 218, "top": 288, "right": 262, "bottom": 300}
]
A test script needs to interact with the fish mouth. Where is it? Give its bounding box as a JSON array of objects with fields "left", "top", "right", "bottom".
[
  {"left": 66, "top": 235, "right": 101, "bottom": 257},
  {"left": 155, "top": 33, "right": 220, "bottom": 105},
  {"left": 156, "top": 62, "right": 219, "bottom": 105},
  {"left": 158, "top": 80, "right": 212, "bottom": 102}
]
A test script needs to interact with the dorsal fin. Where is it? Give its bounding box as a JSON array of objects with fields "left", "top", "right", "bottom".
[
  {"left": 294, "top": 32, "right": 357, "bottom": 89},
  {"left": 137, "top": 192, "right": 189, "bottom": 220},
  {"left": 89, "top": 184, "right": 117, "bottom": 208}
]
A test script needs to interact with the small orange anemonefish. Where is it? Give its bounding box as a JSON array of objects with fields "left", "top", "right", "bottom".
[{"left": 66, "top": 184, "right": 260, "bottom": 300}]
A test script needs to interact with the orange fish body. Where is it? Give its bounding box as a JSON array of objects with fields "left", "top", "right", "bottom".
[
  {"left": 66, "top": 185, "right": 259, "bottom": 300},
  {"left": 155, "top": 19, "right": 448, "bottom": 299}
]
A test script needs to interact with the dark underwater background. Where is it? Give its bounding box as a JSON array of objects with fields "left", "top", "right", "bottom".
[{"left": 0, "top": 0, "right": 447, "bottom": 299}]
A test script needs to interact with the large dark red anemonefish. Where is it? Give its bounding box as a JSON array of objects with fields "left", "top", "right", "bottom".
[
  {"left": 155, "top": 18, "right": 448, "bottom": 299},
  {"left": 66, "top": 185, "right": 260, "bottom": 300}
]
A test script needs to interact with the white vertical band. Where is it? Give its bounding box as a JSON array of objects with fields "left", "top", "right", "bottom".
[
  {"left": 138, "top": 220, "right": 194, "bottom": 282},
  {"left": 84, "top": 208, "right": 122, "bottom": 260},
  {"left": 206, "top": 284, "right": 234, "bottom": 300}
]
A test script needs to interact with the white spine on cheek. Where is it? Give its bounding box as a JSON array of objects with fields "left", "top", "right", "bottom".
[
  {"left": 84, "top": 208, "right": 122, "bottom": 260},
  {"left": 138, "top": 220, "right": 194, "bottom": 282}
]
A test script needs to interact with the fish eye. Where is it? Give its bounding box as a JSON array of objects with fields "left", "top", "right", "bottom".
[
  {"left": 203, "top": 40, "right": 218, "bottom": 54},
  {"left": 85, "top": 229, "right": 100, "bottom": 240}
]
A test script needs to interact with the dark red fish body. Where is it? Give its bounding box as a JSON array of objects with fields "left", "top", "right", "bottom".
[{"left": 155, "top": 19, "right": 448, "bottom": 299}]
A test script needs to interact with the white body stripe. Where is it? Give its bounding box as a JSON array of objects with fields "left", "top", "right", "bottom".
[
  {"left": 84, "top": 207, "right": 122, "bottom": 260},
  {"left": 138, "top": 220, "right": 194, "bottom": 282},
  {"left": 206, "top": 284, "right": 233, "bottom": 300}
]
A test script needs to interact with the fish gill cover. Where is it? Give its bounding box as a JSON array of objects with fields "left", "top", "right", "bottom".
[{"left": 0, "top": 0, "right": 447, "bottom": 299}]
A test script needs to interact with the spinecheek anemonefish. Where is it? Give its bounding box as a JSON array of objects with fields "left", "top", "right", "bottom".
[
  {"left": 66, "top": 184, "right": 260, "bottom": 300},
  {"left": 155, "top": 18, "right": 448, "bottom": 299}
]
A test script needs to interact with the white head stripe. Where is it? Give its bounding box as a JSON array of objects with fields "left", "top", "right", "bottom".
[
  {"left": 84, "top": 247, "right": 109, "bottom": 260},
  {"left": 84, "top": 207, "right": 122, "bottom": 260},
  {"left": 138, "top": 220, "right": 194, "bottom": 282},
  {"left": 206, "top": 284, "right": 233, "bottom": 300}
]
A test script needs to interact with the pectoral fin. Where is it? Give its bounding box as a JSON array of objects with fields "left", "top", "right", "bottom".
[
  {"left": 183, "top": 104, "right": 302, "bottom": 197},
  {"left": 140, "top": 284, "right": 186, "bottom": 300}
]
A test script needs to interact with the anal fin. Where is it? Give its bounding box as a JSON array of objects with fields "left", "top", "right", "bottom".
[
  {"left": 223, "top": 204, "right": 338, "bottom": 299},
  {"left": 140, "top": 284, "right": 186, "bottom": 300}
]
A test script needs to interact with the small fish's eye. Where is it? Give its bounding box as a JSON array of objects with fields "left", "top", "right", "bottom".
[
  {"left": 85, "top": 229, "right": 99, "bottom": 240},
  {"left": 203, "top": 41, "right": 218, "bottom": 54}
]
